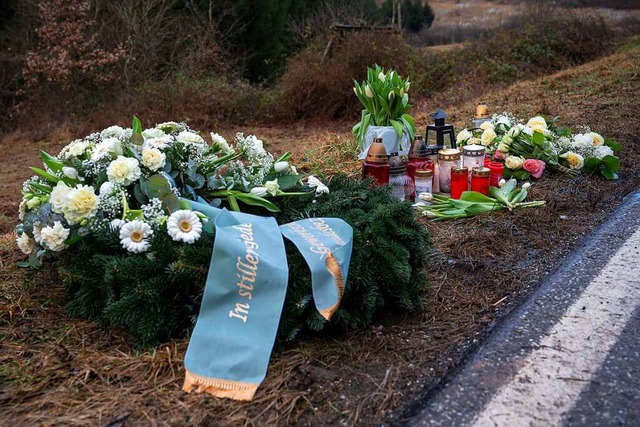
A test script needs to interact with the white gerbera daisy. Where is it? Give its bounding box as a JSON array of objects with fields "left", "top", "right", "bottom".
[
  {"left": 119, "top": 220, "right": 153, "bottom": 253},
  {"left": 167, "top": 210, "right": 202, "bottom": 244}
]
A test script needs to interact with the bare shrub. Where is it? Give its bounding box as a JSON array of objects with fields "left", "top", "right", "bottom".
[
  {"left": 278, "top": 31, "right": 420, "bottom": 120},
  {"left": 22, "top": 0, "right": 126, "bottom": 91}
]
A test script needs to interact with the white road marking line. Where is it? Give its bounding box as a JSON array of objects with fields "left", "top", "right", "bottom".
[{"left": 472, "top": 227, "right": 640, "bottom": 427}]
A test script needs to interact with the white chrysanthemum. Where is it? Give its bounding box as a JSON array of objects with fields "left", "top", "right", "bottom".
[
  {"left": 100, "top": 125, "right": 126, "bottom": 140},
  {"left": 144, "top": 136, "right": 172, "bottom": 150},
  {"left": 307, "top": 175, "right": 329, "bottom": 195},
  {"left": 210, "top": 132, "right": 233, "bottom": 154},
  {"left": 16, "top": 232, "right": 37, "bottom": 255},
  {"left": 49, "top": 181, "right": 71, "bottom": 214},
  {"left": 119, "top": 220, "right": 153, "bottom": 253},
  {"left": 63, "top": 184, "right": 100, "bottom": 224},
  {"left": 572, "top": 133, "right": 593, "bottom": 148},
  {"left": 141, "top": 147, "right": 166, "bottom": 171},
  {"left": 167, "top": 210, "right": 202, "bottom": 244},
  {"left": 91, "top": 137, "right": 122, "bottom": 161},
  {"left": 176, "top": 131, "right": 205, "bottom": 145},
  {"left": 40, "top": 221, "right": 70, "bottom": 252},
  {"left": 107, "top": 156, "right": 141, "bottom": 185},
  {"left": 594, "top": 145, "right": 614, "bottom": 159},
  {"left": 142, "top": 128, "right": 166, "bottom": 140}
]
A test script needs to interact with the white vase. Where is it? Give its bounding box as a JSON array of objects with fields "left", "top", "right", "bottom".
[{"left": 358, "top": 125, "right": 411, "bottom": 160}]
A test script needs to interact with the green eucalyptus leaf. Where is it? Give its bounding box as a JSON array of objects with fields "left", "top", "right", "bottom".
[
  {"left": 162, "top": 193, "right": 181, "bottom": 213},
  {"left": 146, "top": 174, "right": 172, "bottom": 199}
]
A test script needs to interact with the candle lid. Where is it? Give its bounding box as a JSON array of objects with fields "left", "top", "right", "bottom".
[
  {"left": 415, "top": 169, "right": 433, "bottom": 178},
  {"left": 451, "top": 166, "right": 469, "bottom": 174},
  {"left": 475, "top": 102, "right": 490, "bottom": 119},
  {"left": 388, "top": 153, "right": 406, "bottom": 175},
  {"left": 408, "top": 136, "right": 429, "bottom": 159},
  {"left": 365, "top": 140, "right": 388, "bottom": 163},
  {"left": 463, "top": 144, "right": 485, "bottom": 157},
  {"left": 471, "top": 166, "right": 491, "bottom": 177},
  {"left": 438, "top": 148, "right": 460, "bottom": 161},
  {"left": 425, "top": 144, "right": 441, "bottom": 156}
]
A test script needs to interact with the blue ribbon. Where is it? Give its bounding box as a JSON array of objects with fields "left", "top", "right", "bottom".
[{"left": 182, "top": 200, "right": 353, "bottom": 400}]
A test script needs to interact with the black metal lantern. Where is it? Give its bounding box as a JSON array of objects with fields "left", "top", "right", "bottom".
[{"left": 425, "top": 108, "right": 456, "bottom": 149}]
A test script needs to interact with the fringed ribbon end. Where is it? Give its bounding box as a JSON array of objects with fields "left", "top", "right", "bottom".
[
  {"left": 183, "top": 369, "right": 259, "bottom": 401},
  {"left": 319, "top": 253, "right": 345, "bottom": 320}
]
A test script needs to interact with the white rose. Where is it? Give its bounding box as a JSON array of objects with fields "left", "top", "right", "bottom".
[
  {"left": 481, "top": 128, "right": 497, "bottom": 146},
  {"left": 505, "top": 155, "right": 524, "bottom": 170},
  {"left": 107, "top": 156, "right": 141, "bottom": 185},
  {"left": 141, "top": 147, "right": 166, "bottom": 171},
  {"left": 560, "top": 151, "right": 585, "bottom": 170},
  {"left": 526, "top": 116, "right": 548, "bottom": 130},
  {"left": 589, "top": 132, "right": 604, "bottom": 146},
  {"left": 63, "top": 140, "right": 89, "bottom": 159},
  {"left": 480, "top": 121, "right": 495, "bottom": 131},
  {"left": 176, "top": 131, "right": 205, "bottom": 145},
  {"left": 456, "top": 129, "right": 471, "bottom": 144}
]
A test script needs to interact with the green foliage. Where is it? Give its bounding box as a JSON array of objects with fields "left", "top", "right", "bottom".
[{"left": 60, "top": 176, "right": 430, "bottom": 347}]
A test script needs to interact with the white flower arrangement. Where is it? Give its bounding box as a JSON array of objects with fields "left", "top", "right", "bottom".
[{"left": 15, "top": 117, "right": 324, "bottom": 266}]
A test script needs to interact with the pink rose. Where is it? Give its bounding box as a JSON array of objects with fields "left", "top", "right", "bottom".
[
  {"left": 523, "top": 159, "right": 546, "bottom": 179},
  {"left": 493, "top": 150, "right": 506, "bottom": 160}
]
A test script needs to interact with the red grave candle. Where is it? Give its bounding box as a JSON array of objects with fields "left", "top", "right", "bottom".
[
  {"left": 450, "top": 166, "right": 469, "bottom": 199},
  {"left": 362, "top": 139, "right": 390, "bottom": 185},
  {"left": 488, "top": 161, "right": 505, "bottom": 188},
  {"left": 471, "top": 166, "right": 491, "bottom": 195}
]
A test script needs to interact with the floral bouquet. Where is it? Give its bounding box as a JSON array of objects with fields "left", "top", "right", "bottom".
[
  {"left": 456, "top": 113, "right": 621, "bottom": 180},
  {"left": 352, "top": 65, "right": 416, "bottom": 157},
  {"left": 14, "top": 118, "right": 430, "bottom": 346},
  {"left": 15, "top": 117, "right": 322, "bottom": 267}
]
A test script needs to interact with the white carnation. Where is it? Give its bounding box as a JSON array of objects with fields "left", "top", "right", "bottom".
[
  {"left": 40, "top": 221, "right": 70, "bottom": 252},
  {"left": 91, "top": 137, "right": 122, "bottom": 161},
  {"left": 16, "top": 232, "right": 37, "bottom": 255},
  {"left": 210, "top": 132, "right": 233, "bottom": 154},
  {"left": 49, "top": 181, "right": 71, "bottom": 214},
  {"left": 63, "top": 184, "right": 100, "bottom": 225},
  {"left": 107, "top": 156, "right": 141, "bottom": 185},
  {"left": 141, "top": 147, "right": 166, "bottom": 171},
  {"left": 144, "top": 137, "right": 172, "bottom": 150},
  {"left": 307, "top": 175, "right": 329, "bottom": 195},
  {"left": 142, "top": 128, "right": 166, "bottom": 140},
  {"left": 594, "top": 146, "right": 614, "bottom": 159},
  {"left": 100, "top": 125, "right": 126, "bottom": 140},
  {"left": 176, "top": 131, "right": 205, "bottom": 145}
]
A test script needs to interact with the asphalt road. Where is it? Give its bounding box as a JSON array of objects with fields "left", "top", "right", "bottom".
[{"left": 406, "top": 192, "right": 640, "bottom": 427}]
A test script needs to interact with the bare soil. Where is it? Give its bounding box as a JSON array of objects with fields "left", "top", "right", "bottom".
[{"left": 1, "top": 39, "right": 639, "bottom": 426}]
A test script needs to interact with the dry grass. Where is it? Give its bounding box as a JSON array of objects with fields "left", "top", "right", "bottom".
[{"left": 0, "top": 36, "right": 639, "bottom": 426}]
